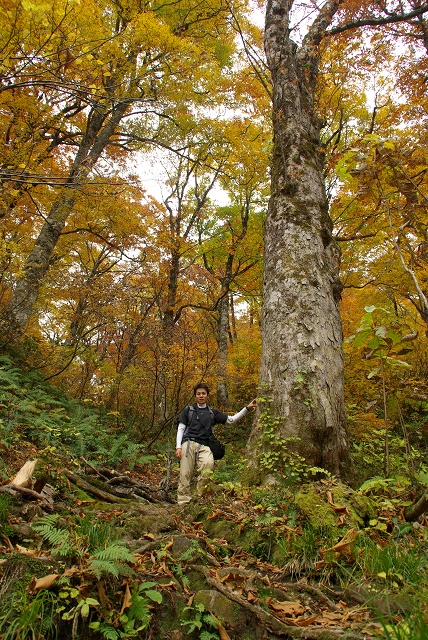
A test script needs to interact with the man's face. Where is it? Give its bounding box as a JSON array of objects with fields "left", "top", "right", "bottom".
[{"left": 195, "top": 388, "right": 208, "bottom": 404}]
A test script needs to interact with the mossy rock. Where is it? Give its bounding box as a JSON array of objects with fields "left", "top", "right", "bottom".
[
  {"left": 193, "top": 589, "right": 262, "bottom": 639},
  {"left": 122, "top": 504, "right": 176, "bottom": 538},
  {"left": 349, "top": 492, "right": 378, "bottom": 522},
  {"left": 152, "top": 589, "right": 187, "bottom": 640},
  {"left": 184, "top": 567, "right": 210, "bottom": 593},
  {"left": 204, "top": 517, "right": 260, "bottom": 556},
  {"left": 194, "top": 588, "right": 243, "bottom": 624},
  {"left": 170, "top": 536, "right": 205, "bottom": 563},
  {"left": 294, "top": 482, "right": 377, "bottom": 538},
  {"left": 0, "top": 553, "right": 60, "bottom": 599},
  {"left": 294, "top": 484, "right": 340, "bottom": 535}
]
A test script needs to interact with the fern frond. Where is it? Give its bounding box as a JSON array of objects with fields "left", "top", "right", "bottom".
[
  {"left": 89, "top": 559, "right": 122, "bottom": 579},
  {"left": 98, "top": 623, "right": 119, "bottom": 640},
  {"left": 91, "top": 543, "right": 135, "bottom": 564},
  {"left": 89, "top": 543, "right": 134, "bottom": 578},
  {"left": 32, "top": 515, "right": 72, "bottom": 555},
  {"left": 128, "top": 594, "right": 150, "bottom": 624}
]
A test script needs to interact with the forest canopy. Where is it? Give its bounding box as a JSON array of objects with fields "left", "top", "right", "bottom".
[{"left": 0, "top": 0, "right": 427, "bottom": 483}]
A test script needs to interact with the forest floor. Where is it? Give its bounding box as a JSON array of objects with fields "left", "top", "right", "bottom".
[{"left": 1, "top": 444, "right": 427, "bottom": 640}]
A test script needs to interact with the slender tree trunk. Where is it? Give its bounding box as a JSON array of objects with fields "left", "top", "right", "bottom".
[
  {"left": 216, "top": 293, "right": 230, "bottom": 409},
  {"left": 230, "top": 294, "right": 237, "bottom": 341},
  {"left": 2, "top": 100, "right": 129, "bottom": 338},
  {"left": 249, "top": 0, "right": 351, "bottom": 479},
  {"left": 162, "top": 248, "right": 180, "bottom": 340}
]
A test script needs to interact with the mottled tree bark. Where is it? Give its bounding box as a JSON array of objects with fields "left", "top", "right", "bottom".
[{"left": 250, "top": 0, "right": 351, "bottom": 478}]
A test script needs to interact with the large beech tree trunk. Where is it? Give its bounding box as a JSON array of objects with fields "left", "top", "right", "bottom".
[{"left": 250, "top": 0, "right": 351, "bottom": 478}]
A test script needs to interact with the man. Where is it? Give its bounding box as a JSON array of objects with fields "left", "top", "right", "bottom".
[{"left": 175, "top": 383, "right": 256, "bottom": 505}]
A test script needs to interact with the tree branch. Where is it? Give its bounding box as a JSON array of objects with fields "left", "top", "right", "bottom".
[{"left": 328, "top": 4, "right": 428, "bottom": 36}]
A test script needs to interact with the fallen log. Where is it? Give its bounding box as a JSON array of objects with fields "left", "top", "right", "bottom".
[
  {"left": 63, "top": 470, "right": 132, "bottom": 503},
  {"left": 404, "top": 493, "right": 428, "bottom": 522},
  {"left": 83, "top": 466, "right": 170, "bottom": 503},
  {"left": 80, "top": 457, "right": 110, "bottom": 481},
  {"left": 83, "top": 473, "right": 165, "bottom": 503},
  {"left": 0, "top": 484, "right": 53, "bottom": 511}
]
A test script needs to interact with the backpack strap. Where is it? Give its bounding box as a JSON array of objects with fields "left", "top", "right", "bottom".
[
  {"left": 182, "top": 405, "right": 192, "bottom": 440},
  {"left": 194, "top": 404, "right": 215, "bottom": 438},
  {"left": 183, "top": 404, "right": 215, "bottom": 440}
]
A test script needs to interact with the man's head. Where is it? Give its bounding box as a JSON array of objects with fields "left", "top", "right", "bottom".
[{"left": 193, "top": 383, "right": 210, "bottom": 404}]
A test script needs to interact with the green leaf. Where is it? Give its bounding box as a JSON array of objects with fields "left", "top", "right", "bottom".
[
  {"left": 367, "top": 336, "right": 382, "bottom": 349},
  {"left": 353, "top": 328, "right": 371, "bottom": 347},
  {"left": 386, "top": 330, "right": 402, "bottom": 344},
  {"left": 367, "top": 368, "right": 380, "bottom": 379},
  {"left": 386, "top": 358, "right": 411, "bottom": 367},
  {"left": 144, "top": 590, "right": 162, "bottom": 603},
  {"left": 415, "top": 470, "right": 428, "bottom": 487},
  {"left": 139, "top": 582, "right": 157, "bottom": 590},
  {"left": 62, "top": 610, "right": 75, "bottom": 621}
]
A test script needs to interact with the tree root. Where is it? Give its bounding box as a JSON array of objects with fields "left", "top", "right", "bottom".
[{"left": 192, "top": 565, "right": 369, "bottom": 640}]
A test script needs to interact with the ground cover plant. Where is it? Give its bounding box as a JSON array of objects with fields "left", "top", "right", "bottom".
[{"left": 0, "top": 360, "right": 427, "bottom": 639}]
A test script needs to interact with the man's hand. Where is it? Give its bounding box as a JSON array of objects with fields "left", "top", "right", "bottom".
[
  {"left": 246, "top": 399, "right": 257, "bottom": 410},
  {"left": 175, "top": 447, "right": 182, "bottom": 459}
]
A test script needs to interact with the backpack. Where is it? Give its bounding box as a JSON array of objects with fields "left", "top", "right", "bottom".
[{"left": 178, "top": 404, "right": 225, "bottom": 460}]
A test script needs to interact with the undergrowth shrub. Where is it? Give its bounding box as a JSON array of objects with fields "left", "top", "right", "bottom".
[
  {"left": 0, "top": 355, "right": 150, "bottom": 468},
  {"left": 33, "top": 513, "right": 134, "bottom": 578},
  {"left": 351, "top": 430, "right": 425, "bottom": 485},
  {"left": 376, "top": 608, "right": 428, "bottom": 640},
  {"left": 1, "top": 511, "right": 162, "bottom": 640},
  {"left": 0, "top": 493, "right": 14, "bottom": 538},
  {"left": 0, "top": 589, "right": 59, "bottom": 640},
  {"left": 355, "top": 533, "right": 428, "bottom": 589}
]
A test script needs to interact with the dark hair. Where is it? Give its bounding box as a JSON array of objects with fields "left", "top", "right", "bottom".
[{"left": 193, "top": 383, "right": 210, "bottom": 395}]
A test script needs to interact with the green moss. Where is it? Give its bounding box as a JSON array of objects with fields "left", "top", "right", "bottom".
[
  {"left": 270, "top": 542, "right": 289, "bottom": 566},
  {"left": 349, "top": 492, "right": 378, "bottom": 522},
  {"left": 0, "top": 553, "right": 60, "bottom": 603},
  {"left": 194, "top": 589, "right": 242, "bottom": 625},
  {"left": 185, "top": 569, "right": 210, "bottom": 593},
  {"left": 72, "top": 488, "right": 95, "bottom": 502},
  {"left": 204, "top": 518, "right": 260, "bottom": 557},
  {"left": 294, "top": 484, "right": 339, "bottom": 534},
  {"left": 0, "top": 494, "right": 12, "bottom": 522},
  {"left": 153, "top": 590, "right": 187, "bottom": 639}
]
